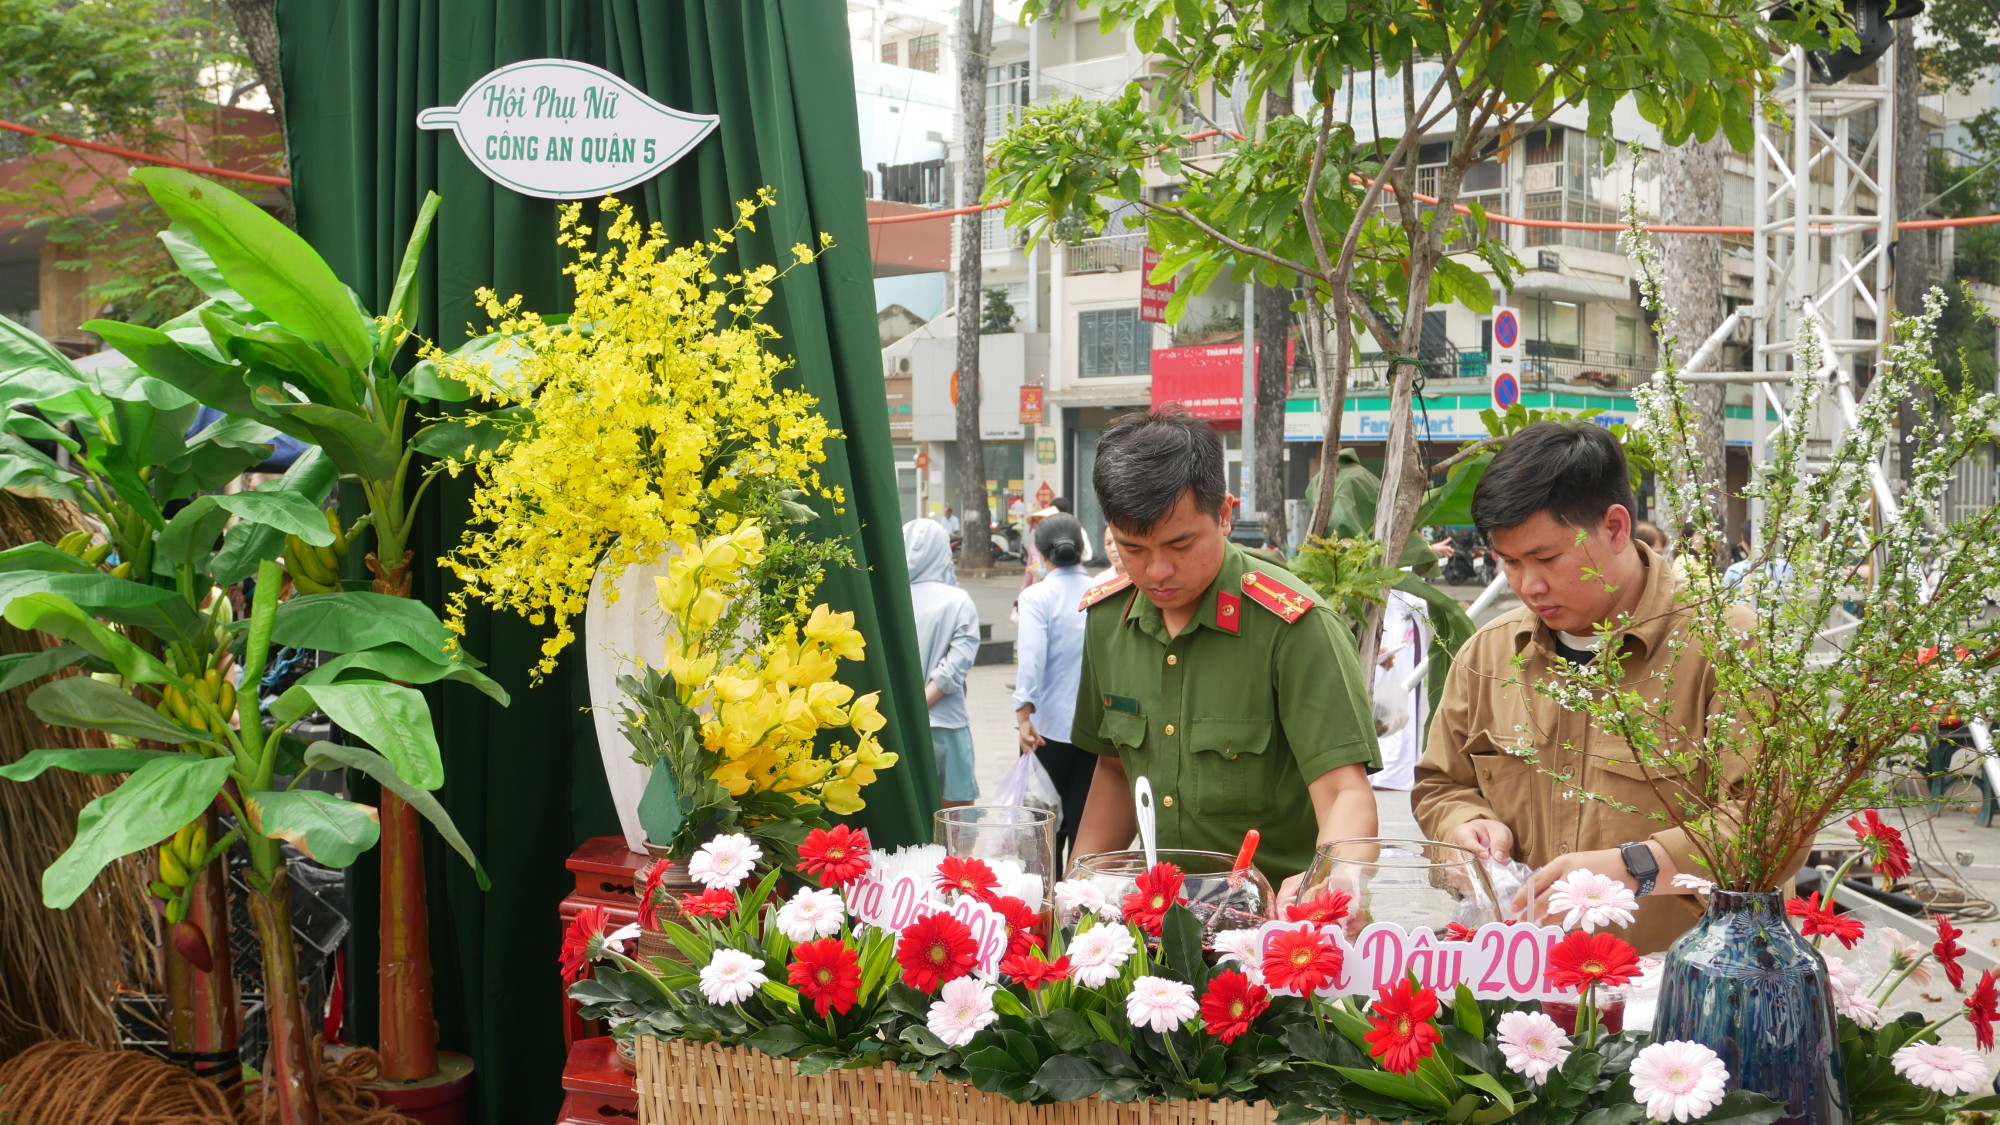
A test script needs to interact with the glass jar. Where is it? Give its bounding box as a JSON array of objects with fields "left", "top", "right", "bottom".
[
  {"left": 1067, "top": 849, "right": 1273, "bottom": 940},
  {"left": 934, "top": 806, "right": 1059, "bottom": 936},
  {"left": 1294, "top": 838, "right": 1504, "bottom": 935}
]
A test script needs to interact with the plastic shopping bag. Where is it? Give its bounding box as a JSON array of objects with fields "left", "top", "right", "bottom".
[
  {"left": 994, "top": 751, "right": 1063, "bottom": 817},
  {"left": 1483, "top": 857, "right": 1537, "bottom": 921}
]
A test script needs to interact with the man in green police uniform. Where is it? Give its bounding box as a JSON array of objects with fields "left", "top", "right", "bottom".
[{"left": 1069, "top": 408, "right": 1379, "bottom": 900}]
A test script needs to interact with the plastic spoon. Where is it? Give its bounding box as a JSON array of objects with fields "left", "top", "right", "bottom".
[{"left": 1133, "top": 776, "right": 1158, "bottom": 869}]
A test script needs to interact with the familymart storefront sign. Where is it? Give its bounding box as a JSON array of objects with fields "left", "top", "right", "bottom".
[
  {"left": 419, "top": 60, "right": 719, "bottom": 199},
  {"left": 1279, "top": 393, "right": 1778, "bottom": 445}
]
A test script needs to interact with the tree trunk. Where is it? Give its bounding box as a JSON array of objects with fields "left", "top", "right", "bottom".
[
  {"left": 1255, "top": 280, "right": 1292, "bottom": 549},
  {"left": 1658, "top": 134, "right": 1729, "bottom": 556},
  {"left": 1305, "top": 297, "right": 1350, "bottom": 541},
  {"left": 1892, "top": 20, "right": 1933, "bottom": 483},
  {"left": 1253, "top": 88, "right": 1296, "bottom": 550},
  {"left": 249, "top": 865, "right": 321, "bottom": 1125},
  {"left": 954, "top": 0, "right": 995, "bottom": 569},
  {"left": 227, "top": 0, "right": 285, "bottom": 132},
  {"left": 165, "top": 808, "right": 240, "bottom": 1086},
  {"left": 376, "top": 793, "right": 435, "bottom": 1080}
]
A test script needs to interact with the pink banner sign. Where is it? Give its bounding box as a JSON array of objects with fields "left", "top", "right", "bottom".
[
  {"left": 844, "top": 871, "right": 1009, "bottom": 976},
  {"left": 1253, "top": 920, "right": 1574, "bottom": 1002}
]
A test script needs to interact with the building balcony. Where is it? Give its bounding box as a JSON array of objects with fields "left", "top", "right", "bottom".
[{"left": 1064, "top": 236, "right": 1145, "bottom": 275}]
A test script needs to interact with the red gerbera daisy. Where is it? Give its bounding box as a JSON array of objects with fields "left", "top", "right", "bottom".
[
  {"left": 1847, "top": 810, "right": 1912, "bottom": 882},
  {"left": 798, "top": 825, "right": 873, "bottom": 888},
  {"left": 1786, "top": 891, "right": 1865, "bottom": 949},
  {"left": 788, "top": 938, "right": 863, "bottom": 1016},
  {"left": 639, "top": 859, "right": 672, "bottom": 927},
  {"left": 679, "top": 887, "right": 737, "bottom": 919},
  {"left": 559, "top": 904, "right": 608, "bottom": 984},
  {"left": 1000, "top": 952, "right": 1072, "bottom": 990},
  {"left": 1200, "top": 970, "right": 1270, "bottom": 1044},
  {"left": 1261, "top": 925, "right": 1342, "bottom": 995},
  {"left": 1442, "top": 922, "right": 1478, "bottom": 943},
  {"left": 935, "top": 856, "right": 1000, "bottom": 902},
  {"left": 895, "top": 911, "right": 978, "bottom": 992},
  {"left": 990, "top": 894, "right": 1046, "bottom": 960},
  {"left": 1546, "top": 930, "right": 1640, "bottom": 991},
  {"left": 1364, "top": 978, "right": 1443, "bottom": 1075},
  {"left": 1285, "top": 888, "right": 1354, "bottom": 927},
  {"left": 1936, "top": 914, "right": 1969, "bottom": 991},
  {"left": 1967, "top": 969, "right": 1999, "bottom": 1051},
  {"left": 1120, "top": 862, "right": 1187, "bottom": 937}
]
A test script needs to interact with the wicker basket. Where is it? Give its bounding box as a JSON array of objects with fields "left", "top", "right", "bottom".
[{"left": 635, "top": 1036, "right": 1295, "bottom": 1125}]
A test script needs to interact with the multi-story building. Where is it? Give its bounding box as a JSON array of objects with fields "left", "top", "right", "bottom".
[{"left": 884, "top": 5, "right": 1997, "bottom": 547}]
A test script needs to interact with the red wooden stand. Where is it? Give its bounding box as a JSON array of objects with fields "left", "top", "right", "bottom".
[
  {"left": 560, "top": 836, "right": 649, "bottom": 1047},
  {"left": 556, "top": 838, "right": 647, "bottom": 1124},
  {"left": 556, "top": 1037, "right": 637, "bottom": 1124}
]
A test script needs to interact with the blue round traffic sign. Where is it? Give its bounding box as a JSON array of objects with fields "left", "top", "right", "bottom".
[
  {"left": 1492, "top": 370, "right": 1520, "bottom": 411},
  {"left": 1494, "top": 309, "right": 1519, "bottom": 350}
]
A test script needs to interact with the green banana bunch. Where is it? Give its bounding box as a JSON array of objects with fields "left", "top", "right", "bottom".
[
  {"left": 285, "top": 509, "right": 348, "bottom": 594},
  {"left": 156, "top": 661, "right": 236, "bottom": 736},
  {"left": 152, "top": 820, "right": 209, "bottom": 924},
  {"left": 55, "top": 530, "right": 114, "bottom": 567}
]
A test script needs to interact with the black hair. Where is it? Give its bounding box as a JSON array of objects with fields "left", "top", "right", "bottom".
[
  {"left": 1035, "top": 513, "right": 1086, "bottom": 567},
  {"left": 1052, "top": 496, "right": 1073, "bottom": 514},
  {"left": 1470, "top": 420, "right": 1637, "bottom": 537},
  {"left": 1093, "top": 407, "right": 1227, "bottom": 534}
]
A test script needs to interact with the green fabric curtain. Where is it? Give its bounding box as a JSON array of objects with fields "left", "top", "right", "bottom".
[{"left": 276, "top": 3, "right": 938, "bottom": 1119}]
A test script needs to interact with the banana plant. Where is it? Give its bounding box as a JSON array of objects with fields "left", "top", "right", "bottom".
[
  {"left": 0, "top": 310, "right": 505, "bottom": 1118},
  {"left": 73, "top": 168, "right": 510, "bottom": 1084},
  {"left": 0, "top": 557, "right": 492, "bottom": 1124}
]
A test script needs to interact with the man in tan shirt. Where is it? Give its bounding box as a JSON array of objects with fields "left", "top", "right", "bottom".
[{"left": 1413, "top": 421, "right": 1750, "bottom": 954}]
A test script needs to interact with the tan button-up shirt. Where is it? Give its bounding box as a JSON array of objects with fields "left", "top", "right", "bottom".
[{"left": 1412, "top": 543, "right": 1755, "bottom": 955}]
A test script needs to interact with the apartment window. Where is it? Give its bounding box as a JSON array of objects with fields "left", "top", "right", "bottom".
[
  {"left": 908, "top": 33, "right": 940, "bottom": 74},
  {"left": 1615, "top": 316, "right": 1641, "bottom": 365},
  {"left": 987, "top": 62, "right": 1030, "bottom": 135},
  {"left": 980, "top": 208, "right": 1015, "bottom": 253},
  {"left": 1079, "top": 308, "right": 1152, "bottom": 377},
  {"left": 1532, "top": 299, "right": 1582, "bottom": 359},
  {"left": 880, "top": 40, "right": 898, "bottom": 66}
]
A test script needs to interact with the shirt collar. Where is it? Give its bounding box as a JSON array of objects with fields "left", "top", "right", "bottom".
[{"left": 1513, "top": 539, "right": 1675, "bottom": 658}]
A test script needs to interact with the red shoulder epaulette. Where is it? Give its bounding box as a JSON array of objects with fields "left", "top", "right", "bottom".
[
  {"left": 1239, "top": 571, "right": 1314, "bottom": 623},
  {"left": 1079, "top": 573, "right": 1133, "bottom": 610}
]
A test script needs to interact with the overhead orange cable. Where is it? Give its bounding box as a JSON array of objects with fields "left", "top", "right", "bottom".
[{"left": 0, "top": 118, "right": 291, "bottom": 187}]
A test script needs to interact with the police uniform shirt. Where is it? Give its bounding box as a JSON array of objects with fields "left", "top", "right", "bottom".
[{"left": 1069, "top": 544, "right": 1379, "bottom": 886}]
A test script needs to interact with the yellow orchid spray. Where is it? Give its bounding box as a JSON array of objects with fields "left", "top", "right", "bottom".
[
  {"left": 426, "top": 189, "right": 844, "bottom": 677},
  {"left": 620, "top": 523, "right": 895, "bottom": 858}
]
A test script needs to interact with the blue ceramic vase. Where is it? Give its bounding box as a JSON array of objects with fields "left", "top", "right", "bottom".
[{"left": 1651, "top": 889, "right": 1849, "bottom": 1125}]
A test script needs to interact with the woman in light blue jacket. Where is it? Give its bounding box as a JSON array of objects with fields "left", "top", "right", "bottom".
[
  {"left": 903, "top": 519, "right": 982, "bottom": 806},
  {"left": 1010, "top": 514, "right": 1095, "bottom": 858}
]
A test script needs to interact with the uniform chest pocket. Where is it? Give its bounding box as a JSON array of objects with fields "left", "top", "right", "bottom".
[
  {"left": 1099, "top": 706, "right": 1148, "bottom": 752},
  {"left": 1186, "top": 717, "right": 1274, "bottom": 818}
]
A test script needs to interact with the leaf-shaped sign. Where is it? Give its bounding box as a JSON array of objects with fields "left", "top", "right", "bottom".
[{"left": 417, "top": 59, "right": 718, "bottom": 200}]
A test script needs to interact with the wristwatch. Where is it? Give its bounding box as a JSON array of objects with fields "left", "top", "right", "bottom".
[{"left": 1620, "top": 841, "right": 1660, "bottom": 897}]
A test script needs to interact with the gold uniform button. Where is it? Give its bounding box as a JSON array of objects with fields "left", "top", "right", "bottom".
[
  {"left": 1166, "top": 654, "right": 1178, "bottom": 666},
  {"left": 1163, "top": 723, "right": 1176, "bottom": 736},
  {"left": 1162, "top": 795, "right": 1174, "bottom": 807}
]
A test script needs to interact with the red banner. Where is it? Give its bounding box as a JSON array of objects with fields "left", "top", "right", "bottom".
[
  {"left": 1148, "top": 341, "right": 1296, "bottom": 421},
  {"left": 1019, "top": 385, "right": 1044, "bottom": 425},
  {"left": 1140, "top": 246, "right": 1174, "bottom": 323}
]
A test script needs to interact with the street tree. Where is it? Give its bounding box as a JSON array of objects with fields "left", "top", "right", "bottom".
[{"left": 990, "top": 0, "right": 1842, "bottom": 671}]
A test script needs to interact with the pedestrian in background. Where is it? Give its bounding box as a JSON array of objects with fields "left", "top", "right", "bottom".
[
  {"left": 1095, "top": 524, "right": 1124, "bottom": 581},
  {"left": 904, "top": 519, "right": 982, "bottom": 807},
  {"left": 1012, "top": 514, "right": 1095, "bottom": 859}
]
